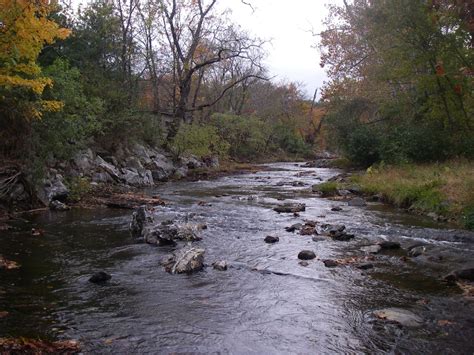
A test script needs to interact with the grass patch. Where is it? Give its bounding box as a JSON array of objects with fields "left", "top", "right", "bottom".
[
  {"left": 357, "top": 160, "right": 474, "bottom": 229},
  {"left": 312, "top": 181, "right": 340, "bottom": 197}
]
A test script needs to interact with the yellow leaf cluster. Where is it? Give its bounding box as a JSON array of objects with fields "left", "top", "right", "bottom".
[{"left": 0, "top": 0, "right": 71, "bottom": 119}]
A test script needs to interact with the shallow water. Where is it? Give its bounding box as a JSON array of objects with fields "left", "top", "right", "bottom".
[{"left": 1, "top": 163, "right": 473, "bottom": 354}]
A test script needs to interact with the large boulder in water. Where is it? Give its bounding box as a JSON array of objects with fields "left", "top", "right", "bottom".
[
  {"left": 161, "top": 247, "right": 205, "bottom": 274},
  {"left": 130, "top": 206, "right": 203, "bottom": 245}
]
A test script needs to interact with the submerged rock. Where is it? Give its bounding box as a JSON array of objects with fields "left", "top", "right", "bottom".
[
  {"left": 378, "top": 241, "right": 401, "bottom": 250},
  {"left": 347, "top": 197, "right": 367, "bottom": 207},
  {"left": 89, "top": 271, "right": 111, "bottom": 284},
  {"left": 298, "top": 250, "right": 316, "bottom": 260},
  {"left": 331, "top": 206, "right": 343, "bottom": 212},
  {"left": 49, "top": 200, "right": 70, "bottom": 211},
  {"left": 274, "top": 203, "right": 306, "bottom": 213},
  {"left": 357, "top": 263, "right": 374, "bottom": 270},
  {"left": 264, "top": 236, "right": 279, "bottom": 244},
  {"left": 161, "top": 247, "right": 205, "bottom": 274},
  {"left": 373, "top": 308, "right": 423, "bottom": 328},
  {"left": 331, "top": 232, "right": 355, "bottom": 241}
]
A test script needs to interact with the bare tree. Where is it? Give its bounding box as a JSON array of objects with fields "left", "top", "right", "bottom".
[{"left": 159, "top": 0, "right": 267, "bottom": 137}]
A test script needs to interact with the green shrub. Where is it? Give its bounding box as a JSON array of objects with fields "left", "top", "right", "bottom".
[
  {"left": 34, "top": 59, "right": 104, "bottom": 162},
  {"left": 462, "top": 206, "right": 474, "bottom": 230},
  {"left": 67, "top": 177, "right": 92, "bottom": 202},
  {"left": 171, "top": 123, "right": 230, "bottom": 159},
  {"left": 272, "top": 123, "right": 311, "bottom": 156},
  {"left": 210, "top": 113, "right": 271, "bottom": 159},
  {"left": 327, "top": 98, "right": 474, "bottom": 166}
]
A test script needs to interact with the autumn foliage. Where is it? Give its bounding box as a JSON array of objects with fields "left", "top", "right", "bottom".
[{"left": 0, "top": 0, "right": 70, "bottom": 117}]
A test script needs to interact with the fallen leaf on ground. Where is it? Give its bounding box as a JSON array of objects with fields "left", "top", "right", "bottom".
[
  {"left": 333, "top": 255, "right": 375, "bottom": 266},
  {"left": 0, "top": 256, "right": 20, "bottom": 270},
  {"left": 457, "top": 282, "right": 474, "bottom": 298}
]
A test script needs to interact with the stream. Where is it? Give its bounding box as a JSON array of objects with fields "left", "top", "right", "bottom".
[{"left": 1, "top": 162, "right": 473, "bottom": 354}]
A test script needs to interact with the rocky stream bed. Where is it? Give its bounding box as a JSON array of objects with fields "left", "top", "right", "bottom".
[{"left": 1, "top": 162, "right": 473, "bottom": 354}]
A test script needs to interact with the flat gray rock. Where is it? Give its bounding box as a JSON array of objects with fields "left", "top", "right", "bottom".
[
  {"left": 373, "top": 308, "right": 423, "bottom": 327},
  {"left": 361, "top": 245, "right": 382, "bottom": 254}
]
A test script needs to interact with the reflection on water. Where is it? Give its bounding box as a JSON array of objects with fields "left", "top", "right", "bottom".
[{"left": 0, "top": 163, "right": 473, "bottom": 353}]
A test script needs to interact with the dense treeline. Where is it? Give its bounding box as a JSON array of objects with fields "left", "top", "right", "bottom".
[
  {"left": 0, "top": 0, "right": 323, "bottom": 173},
  {"left": 319, "top": 0, "right": 473, "bottom": 166}
]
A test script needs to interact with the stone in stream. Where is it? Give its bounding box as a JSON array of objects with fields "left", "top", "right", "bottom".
[
  {"left": 298, "top": 250, "right": 316, "bottom": 260},
  {"left": 378, "top": 241, "right": 401, "bottom": 250},
  {"left": 373, "top": 308, "right": 423, "bottom": 328},
  {"left": 444, "top": 268, "right": 474, "bottom": 283},
  {"left": 130, "top": 206, "right": 153, "bottom": 238},
  {"left": 357, "top": 263, "right": 374, "bottom": 270},
  {"left": 285, "top": 223, "right": 302, "bottom": 233},
  {"left": 264, "top": 236, "right": 279, "bottom": 244},
  {"left": 331, "top": 232, "right": 355, "bottom": 241},
  {"left": 347, "top": 197, "right": 367, "bottom": 207},
  {"left": 321, "top": 224, "right": 345, "bottom": 234},
  {"left": 300, "top": 226, "right": 317, "bottom": 236},
  {"left": 299, "top": 261, "right": 309, "bottom": 267},
  {"left": 331, "top": 206, "right": 343, "bottom": 212},
  {"left": 408, "top": 246, "right": 426, "bottom": 257},
  {"left": 89, "top": 271, "right": 112, "bottom": 284},
  {"left": 213, "top": 260, "right": 228, "bottom": 271},
  {"left": 161, "top": 247, "right": 205, "bottom": 274},
  {"left": 304, "top": 220, "right": 317, "bottom": 227},
  {"left": 323, "top": 259, "right": 338, "bottom": 268},
  {"left": 273, "top": 203, "right": 306, "bottom": 213},
  {"left": 312, "top": 236, "right": 325, "bottom": 242}
]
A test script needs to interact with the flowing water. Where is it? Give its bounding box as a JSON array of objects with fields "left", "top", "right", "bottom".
[{"left": 1, "top": 163, "right": 474, "bottom": 354}]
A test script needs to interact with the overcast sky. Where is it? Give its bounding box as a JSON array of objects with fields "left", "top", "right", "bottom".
[{"left": 223, "top": 0, "right": 340, "bottom": 98}]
